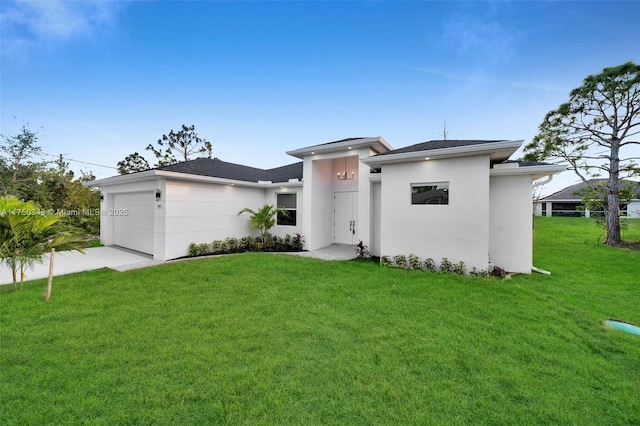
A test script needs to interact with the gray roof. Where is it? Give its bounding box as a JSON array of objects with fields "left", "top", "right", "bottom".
[
  {"left": 542, "top": 178, "right": 640, "bottom": 201},
  {"left": 158, "top": 158, "right": 303, "bottom": 183},
  {"left": 377, "top": 139, "right": 507, "bottom": 156},
  {"left": 504, "top": 159, "right": 555, "bottom": 167}
]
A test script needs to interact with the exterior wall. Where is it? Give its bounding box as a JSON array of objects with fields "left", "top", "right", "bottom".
[
  {"left": 265, "top": 186, "right": 304, "bottom": 238},
  {"left": 162, "top": 180, "right": 265, "bottom": 260},
  {"left": 627, "top": 200, "right": 640, "bottom": 218},
  {"left": 380, "top": 155, "right": 491, "bottom": 271},
  {"left": 302, "top": 157, "right": 334, "bottom": 250},
  {"left": 99, "top": 179, "right": 161, "bottom": 251},
  {"left": 371, "top": 180, "right": 381, "bottom": 256},
  {"left": 533, "top": 202, "right": 543, "bottom": 216},
  {"left": 489, "top": 175, "right": 533, "bottom": 273}
]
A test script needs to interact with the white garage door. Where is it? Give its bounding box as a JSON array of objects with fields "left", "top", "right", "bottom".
[{"left": 112, "top": 191, "right": 154, "bottom": 255}]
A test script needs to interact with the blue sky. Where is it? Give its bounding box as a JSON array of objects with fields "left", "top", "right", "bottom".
[{"left": 1, "top": 0, "right": 639, "bottom": 194}]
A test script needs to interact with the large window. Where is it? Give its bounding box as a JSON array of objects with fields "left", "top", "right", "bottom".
[
  {"left": 411, "top": 182, "right": 449, "bottom": 205},
  {"left": 277, "top": 193, "right": 297, "bottom": 226}
]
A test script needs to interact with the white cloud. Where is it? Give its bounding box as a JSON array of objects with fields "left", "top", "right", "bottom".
[{"left": 1, "top": 0, "right": 124, "bottom": 56}]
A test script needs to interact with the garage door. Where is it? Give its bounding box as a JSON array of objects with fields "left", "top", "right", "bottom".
[{"left": 112, "top": 191, "right": 154, "bottom": 255}]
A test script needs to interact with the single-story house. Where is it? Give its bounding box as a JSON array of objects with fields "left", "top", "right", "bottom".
[
  {"left": 87, "top": 137, "right": 565, "bottom": 273},
  {"left": 534, "top": 179, "right": 640, "bottom": 218}
]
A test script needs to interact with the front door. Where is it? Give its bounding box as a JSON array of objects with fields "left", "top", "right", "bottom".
[{"left": 334, "top": 192, "right": 358, "bottom": 244}]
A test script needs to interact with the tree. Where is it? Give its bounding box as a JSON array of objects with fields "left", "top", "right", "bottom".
[
  {"left": 117, "top": 152, "right": 150, "bottom": 175},
  {"left": 0, "top": 197, "right": 87, "bottom": 289},
  {"left": 146, "top": 124, "right": 212, "bottom": 167},
  {"left": 0, "top": 125, "right": 46, "bottom": 201},
  {"left": 524, "top": 62, "right": 640, "bottom": 245},
  {"left": 237, "top": 204, "right": 288, "bottom": 246},
  {"left": 577, "top": 179, "right": 638, "bottom": 218}
]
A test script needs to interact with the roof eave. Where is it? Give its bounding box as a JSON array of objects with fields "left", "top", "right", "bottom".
[
  {"left": 361, "top": 140, "right": 524, "bottom": 167},
  {"left": 286, "top": 137, "right": 392, "bottom": 159},
  {"left": 85, "top": 170, "right": 292, "bottom": 189},
  {"left": 490, "top": 164, "right": 568, "bottom": 179}
]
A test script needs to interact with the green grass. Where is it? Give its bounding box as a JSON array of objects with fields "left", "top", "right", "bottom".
[{"left": 2, "top": 218, "right": 639, "bottom": 424}]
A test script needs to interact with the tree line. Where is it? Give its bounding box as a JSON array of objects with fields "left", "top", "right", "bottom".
[{"left": 0, "top": 126, "right": 100, "bottom": 235}]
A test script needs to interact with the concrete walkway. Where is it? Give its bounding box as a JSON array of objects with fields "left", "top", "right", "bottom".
[
  {"left": 0, "top": 247, "right": 162, "bottom": 285},
  {"left": 290, "top": 244, "right": 357, "bottom": 261}
]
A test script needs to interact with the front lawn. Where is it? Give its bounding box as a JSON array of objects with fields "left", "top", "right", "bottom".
[{"left": 1, "top": 218, "right": 639, "bottom": 424}]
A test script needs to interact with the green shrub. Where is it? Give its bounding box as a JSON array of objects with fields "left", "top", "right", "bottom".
[
  {"left": 408, "top": 254, "right": 422, "bottom": 270},
  {"left": 453, "top": 261, "right": 466, "bottom": 275},
  {"left": 439, "top": 257, "right": 454, "bottom": 274},
  {"left": 393, "top": 255, "right": 408, "bottom": 269},
  {"left": 423, "top": 258, "right": 436, "bottom": 272}
]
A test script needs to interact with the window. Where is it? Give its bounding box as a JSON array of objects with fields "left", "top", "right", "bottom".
[
  {"left": 277, "top": 193, "right": 297, "bottom": 226},
  {"left": 411, "top": 182, "right": 449, "bottom": 205}
]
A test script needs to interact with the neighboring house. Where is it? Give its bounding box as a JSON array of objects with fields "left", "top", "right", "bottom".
[
  {"left": 534, "top": 179, "right": 640, "bottom": 218},
  {"left": 87, "top": 137, "right": 565, "bottom": 273}
]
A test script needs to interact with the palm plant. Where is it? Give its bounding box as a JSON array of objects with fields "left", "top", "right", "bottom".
[
  {"left": 237, "top": 204, "right": 288, "bottom": 247},
  {"left": 0, "top": 197, "right": 87, "bottom": 290}
]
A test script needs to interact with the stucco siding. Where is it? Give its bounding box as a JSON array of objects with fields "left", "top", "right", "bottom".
[
  {"left": 380, "top": 155, "right": 490, "bottom": 271},
  {"left": 371, "top": 181, "right": 381, "bottom": 256},
  {"left": 162, "top": 180, "right": 265, "bottom": 260},
  {"left": 489, "top": 175, "right": 533, "bottom": 273},
  {"left": 303, "top": 158, "right": 334, "bottom": 250}
]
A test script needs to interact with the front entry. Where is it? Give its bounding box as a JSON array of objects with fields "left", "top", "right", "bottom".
[{"left": 334, "top": 192, "right": 358, "bottom": 244}]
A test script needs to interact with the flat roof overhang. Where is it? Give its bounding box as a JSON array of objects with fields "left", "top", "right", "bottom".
[
  {"left": 361, "top": 140, "right": 524, "bottom": 168},
  {"left": 286, "top": 137, "right": 392, "bottom": 159}
]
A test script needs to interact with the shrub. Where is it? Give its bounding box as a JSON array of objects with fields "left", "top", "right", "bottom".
[
  {"left": 423, "top": 258, "right": 436, "bottom": 272},
  {"left": 292, "top": 233, "right": 304, "bottom": 251},
  {"left": 212, "top": 240, "right": 223, "bottom": 253},
  {"left": 393, "top": 254, "right": 408, "bottom": 269},
  {"left": 440, "top": 257, "right": 454, "bottom": 274},
  {"left": 408, "top": 254, "right": 422, "bottom": 270},
  {"left": 188, "top": 243, "right": 199, "bottom": 257},
  {"left": 355, "top": 241, "right": 371, "bottom": 259},
  {"left": 198, "top": 243, "right": 211, "bottom": 256},
  {"left": 453, "top": 261, "right": 466, "bottom": 275},
  {"left": 381, "top": 255, "right": 392, "bottom": 267}
]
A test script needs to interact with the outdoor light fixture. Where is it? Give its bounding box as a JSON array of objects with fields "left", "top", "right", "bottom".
[
  {"left": 336, "top": 157, "right": 354, "bottom": 180},
  {"left": 155, "top": 189, "right": 161, "bottom": 201},
  {"left": 100, "top": 193, "right": 104, "bottom": 201}
]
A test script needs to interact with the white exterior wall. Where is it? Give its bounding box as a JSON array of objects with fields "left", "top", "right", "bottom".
[
  {"left": 162, "top": 180, "right": 265, "bottom": 260},
  {"left": 265, "top": 186, "right": 304, "bottom": 238},
  {"left": 302, "top": 157, "right": 333, "bottom": 250},
  {"left": 627, "top": 200, "right": 640, "bottom": 218},
  {"left": 489, "top": 175, "right": 533, "bottom": 273},
  {"left": 533, "top": 202, "right": 543, "bottom": 217},
  {"left": 99, "top": 179, "right": 161, "bottom": 253},
  {"left": 303, "top": 153, "right": 365, "bottom": 250},
  {"left": 371, "top": 180, "right": 381, "bottom": 256},
  {"left": 380, "top": 155, "right": 491, "bottom": 271}
]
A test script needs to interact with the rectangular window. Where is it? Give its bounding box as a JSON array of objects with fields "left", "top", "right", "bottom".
[
  {"left": 277, "top": 193, "right": 297, "bottom": 226},
  {"left": 411, "top": 182, "right": 449, "bottom": 205}
]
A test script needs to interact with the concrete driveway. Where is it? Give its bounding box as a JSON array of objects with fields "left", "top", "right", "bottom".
[{"left": 0, "top": 247, "right": 162, "bottom": 286}]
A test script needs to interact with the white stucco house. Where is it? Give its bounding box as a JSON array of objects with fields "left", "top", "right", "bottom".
[
  {"left": 87, "top": 137, "right": 565, "bottom": 273},
  {"left": 534, "top": 178, "right": 640, "bottom": 218}
]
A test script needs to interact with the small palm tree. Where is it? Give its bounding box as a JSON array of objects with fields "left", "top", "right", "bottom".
[
  {"left": 0, "top": 197, "right": 87, "bottom": 290},
  {"left": 237, "top": 204, "right": 288, "bottom": 247}
]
